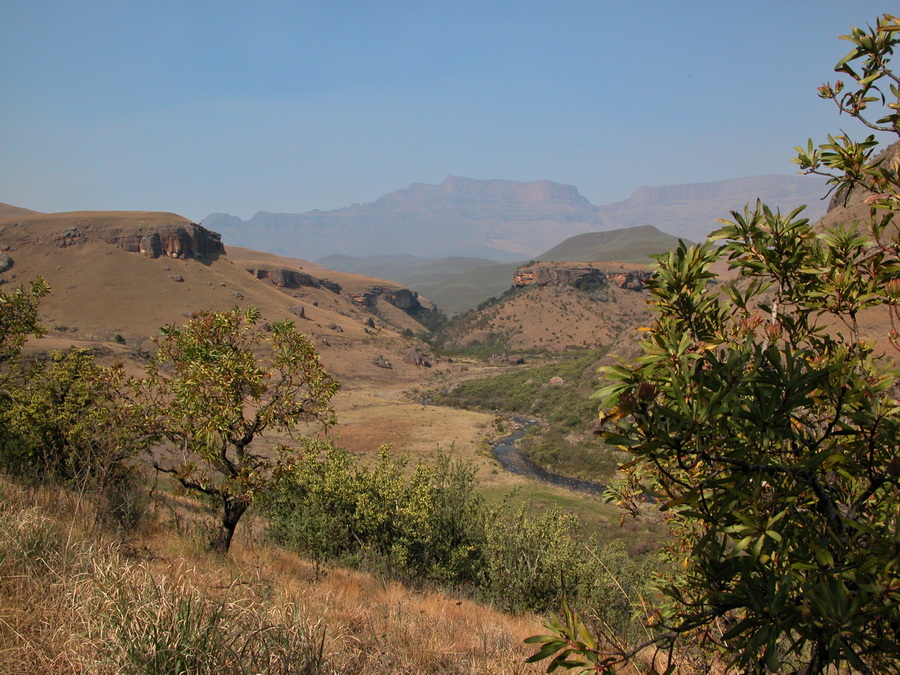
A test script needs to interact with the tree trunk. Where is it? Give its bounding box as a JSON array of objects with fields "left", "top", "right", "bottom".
[{"left": 213, "top": 496, "right": 249, "bottom": 554}]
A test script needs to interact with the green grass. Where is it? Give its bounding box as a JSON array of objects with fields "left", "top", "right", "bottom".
[
  {"left": 536, "top": 225, "right": 687, "bottom": 263},
  {"left": 430, "top": 348, "right": 626, "bottom": 481},
  {"left": 478, "top": 483, "right": 666, "bottom": 557}
]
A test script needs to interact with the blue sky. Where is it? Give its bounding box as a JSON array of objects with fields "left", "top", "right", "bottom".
[{"left": 0, "top": 1, "right": 889, "bottom": 222}]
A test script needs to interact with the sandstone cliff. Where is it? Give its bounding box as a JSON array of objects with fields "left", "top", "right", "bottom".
[{"left": 514, "top": 262, "right": 652, "bottom": 291}]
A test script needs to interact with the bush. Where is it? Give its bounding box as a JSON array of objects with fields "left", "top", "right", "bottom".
[
  {"left": 266, "top": 442, "right": 487, "bottom": 586},
  {"left": 0, "top": 348, "right": 140, "bottom": 491},
  {"left": 530, "top": 14, "right": 900, "bottom": 674},
  {"left": 265, "top": 441, "right": 657, "bottom": 631}
]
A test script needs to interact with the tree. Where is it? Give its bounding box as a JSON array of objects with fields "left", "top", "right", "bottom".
[
  {"left": 528, "top": 14, "right": 900, "bottom": 675},
  {"left": 0, "top": 277, "right": 49, "bottom": 379},
  {"left": 136, "top": 307, "right": 339, "bottom": 554}
]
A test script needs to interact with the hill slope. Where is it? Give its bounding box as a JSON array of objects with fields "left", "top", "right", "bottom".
[
  {"left": 536, "top": 225, "right": 688, "bottom": 263},
  {"left": 0, "top": 210, "right": 442, "bottom": 385},
  {"left": 421, "top": 225, "right": 683, "bottom": 314}
]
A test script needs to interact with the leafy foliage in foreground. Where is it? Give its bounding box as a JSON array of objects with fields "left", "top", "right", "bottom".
[
  {"left": 530, "top": 13, "right": 900, "bottom": 674},
  {"left": 2, "top": 349, "right": 137, "bottom": 485}
]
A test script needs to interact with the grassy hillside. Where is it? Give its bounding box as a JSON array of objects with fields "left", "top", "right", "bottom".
[
  {"left": 418, "top": 225, "right": 682, "bottom": 314},
  {"left": 536, "top": 224, "right": 689, "bottom": 262},
  {"left": 0, "top": 479, "right": 551, "bottom": 674},
  {"left": 414, "top": 262, "right": 520, "bottom": 315}
]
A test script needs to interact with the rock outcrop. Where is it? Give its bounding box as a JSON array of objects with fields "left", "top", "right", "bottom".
[
  {"left": 248, "top": 268, "right": 342, "bottom": 294},
  {"left": 350, "top": 286, "right": 422, "bottom": 312},
  {"left": 604, "top": 270, "right": 653, "bottom": 290},
  {"left": 402, "top": 348, "right": 432, "bottom": 368},
  {"left": 104, "top": 222, "right": 224, "bottom": 259},
  {"left": 514, "top": 263, "right": 651, "bottom": 291}
]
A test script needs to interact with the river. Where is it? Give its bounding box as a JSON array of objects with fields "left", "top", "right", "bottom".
[{"left": 491, "top": 417, "right": 607, "bottom": 496}]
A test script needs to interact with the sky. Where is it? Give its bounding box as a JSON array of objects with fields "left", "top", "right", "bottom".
[{"left": 0, "top": 1, "right": 891, "bottom": 223}]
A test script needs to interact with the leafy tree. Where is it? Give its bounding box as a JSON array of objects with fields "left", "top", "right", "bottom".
[
  {"left": 136, "top": 307, "right": 338, "bottom": 554},
  {"left": 0, "top": 277, "right": 49, "bottom": 379},
  {"left": 529, "top": 14, "right": 900, "bottom": 674}
]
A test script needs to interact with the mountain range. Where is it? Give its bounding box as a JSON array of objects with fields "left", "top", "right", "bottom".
[{"left": 202, "top": 174, "right": 829, "bottom": 261}]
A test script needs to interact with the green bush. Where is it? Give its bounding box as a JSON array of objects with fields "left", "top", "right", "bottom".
[
  {"left": 0, "top": 349, "right": 140, "bottom": 488},
  {"left": 266, "top": 442, "right": 487, "bottom": 586},
  {"left": 530, "top": 14, "right": 900, "bottom": 674},
  {"left": 265, "top": 441, "right": 656, "bottom": 629}
]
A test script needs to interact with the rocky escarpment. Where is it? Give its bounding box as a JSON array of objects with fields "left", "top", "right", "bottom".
[
  {"left": 104, "top": 221, "right": 224, "bottom": 259},
  {"left": 350, "top": 287, "right": 423, "bottom": 312},
  {"left": 247, "top": 268, "right": 342, "bottom": 294},
  {"left": 514, "top": 263, "right": 652, "bottom": 291}
]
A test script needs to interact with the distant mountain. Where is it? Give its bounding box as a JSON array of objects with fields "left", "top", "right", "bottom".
[
  {"left": 202, "top": 174, "right": 828, "bottom": 262},
  {"left": 596, "top": 174, "right": 829, "bottom": 243},
  {"left": 204, "top": 176, "right": 604, "bottom": 261}
]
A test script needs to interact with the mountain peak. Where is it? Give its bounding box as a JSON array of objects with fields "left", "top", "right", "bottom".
[{"left": 437, "top": 176, "right": 590, "bottom": 205}]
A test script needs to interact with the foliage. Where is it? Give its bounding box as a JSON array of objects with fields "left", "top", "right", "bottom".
[
  {"left": 266, "top": 441, "right": 657, "bottom": 629},
  {"left": 135, "top": 307, "right": 339, "bottom": 553},
  {"left": 0, "top": 349, "right": 138, "bottom": 486},
  {"left": 266, "top": 442, "right": 487, "bottom": 585},
  {"left": 432, "top": 349, "right": 603, "bottom": 423},
  {"left": 0, "top": 277, "right": 49, "bottom": 375},
  {"left": 529, "top": 14, "right": 900, "bottom": 674},
  {"left": 518, "top": 429, "right": 624, "bottom": 482}
]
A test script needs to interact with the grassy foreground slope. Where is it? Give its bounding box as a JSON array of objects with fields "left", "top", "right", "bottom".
[{"left": 0, "top": 479, "right": 550, "bottom": 674}]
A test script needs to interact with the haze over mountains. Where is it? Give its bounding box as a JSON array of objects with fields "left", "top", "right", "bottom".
[{"left": 202, "top": 174, "right": 829, "bottom": 262}]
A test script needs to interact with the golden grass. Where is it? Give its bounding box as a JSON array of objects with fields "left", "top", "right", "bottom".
[{"left": 0, "top": 479, "right": 561, "bottom": 674}]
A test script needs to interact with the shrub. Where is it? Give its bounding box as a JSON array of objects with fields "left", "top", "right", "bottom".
[
  {"left": 529, "top": 14, "right": 900, "bottom": 674},
  {"left": 266, "top": 442, "right": 487, "bottom": 586}
]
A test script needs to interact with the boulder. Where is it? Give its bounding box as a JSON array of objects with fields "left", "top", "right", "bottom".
[{"left": 402, "top": 348, "right": 432, "bottom": 368}]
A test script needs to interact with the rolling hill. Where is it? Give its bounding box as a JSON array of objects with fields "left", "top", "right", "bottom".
[
  {"left": 0, "top": 205, "right": 443, "bottom": 386},
  {"left": 412, "top": 225, "right": 687, "bottom": 314}
]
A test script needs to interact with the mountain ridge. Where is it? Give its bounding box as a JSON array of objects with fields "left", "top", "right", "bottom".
[{"left": 202, "top": 174, "right": 827, "bottom": 261}]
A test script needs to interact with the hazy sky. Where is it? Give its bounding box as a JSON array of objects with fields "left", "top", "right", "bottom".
[{"left": 0, "top": 1, "right": 889, "bottom": 222}]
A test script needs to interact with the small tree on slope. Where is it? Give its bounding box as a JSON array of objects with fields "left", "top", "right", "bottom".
[
  {"left": 528, "top": 14, "right": 900, "bottom": 675},
  {"left": 136, "top": 307, "right": 338, "bottom": 554}
]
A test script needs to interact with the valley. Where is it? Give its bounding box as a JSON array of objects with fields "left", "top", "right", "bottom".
[{"left": 0, "top": 148, "right": 893, "bottom": 674}]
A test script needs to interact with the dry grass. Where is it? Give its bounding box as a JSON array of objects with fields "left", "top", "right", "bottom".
[{"left": 0, "top": 479, "right": 564, "bottom": 674}]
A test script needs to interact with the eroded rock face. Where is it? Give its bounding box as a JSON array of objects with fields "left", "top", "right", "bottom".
[
  {"left": 514, "top": 263, "right": 651, "bottom": 291},
  {"left": 106, "top": 222, "right": 224, "bottom": 259},
  {"left": 605, "top": 271, "right": 653, "bottom": 290},
  {"left": 514, "top": 265, "right": 606, "bottom": 288},
  {"left": 350, "top": 286, "right": 422, "bottom": 311},
  {"left": 248, "top": 268, "right": 342, "bottom": 294}
]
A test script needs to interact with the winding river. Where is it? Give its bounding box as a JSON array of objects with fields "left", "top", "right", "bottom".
[{"left": 491, "top": 417, "right": 607, "bottom": 496}]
